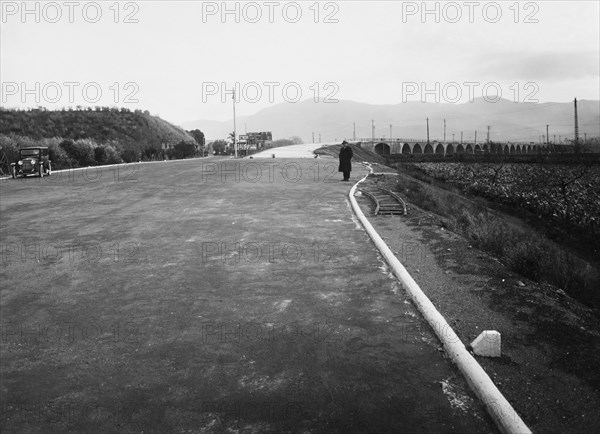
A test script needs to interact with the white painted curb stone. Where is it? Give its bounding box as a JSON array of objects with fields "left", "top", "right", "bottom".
[{"left": 349, "top": 168, "right": 531, "bottom": 434}]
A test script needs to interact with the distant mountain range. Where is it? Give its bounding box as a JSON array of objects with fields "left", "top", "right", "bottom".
[{"left": 182, "top": 98, "right": 600, "bottom": 144}]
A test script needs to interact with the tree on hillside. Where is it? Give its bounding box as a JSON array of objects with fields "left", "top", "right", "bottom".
[
  {"left": 142, "top": 146, "right": 161, "bottom": 161},
  {"left": 290, "top": 136, "right": 304, "bottom": 144},
  {"left": 60, "top": 139, "right": 95, "bottom": 167},
  {"left": 188, "top": 129, "right": 205, "bottom": 147},
  {"left": 121, "top": 147, "right": 140, "bottom": 163}
]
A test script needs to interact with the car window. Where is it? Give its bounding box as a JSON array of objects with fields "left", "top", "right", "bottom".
[{"left": 20, "top": 149, "right": 40, "bottom": 156}]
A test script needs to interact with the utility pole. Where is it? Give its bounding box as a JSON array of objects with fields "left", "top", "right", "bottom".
[
  {"left": 474, "top": 130, "right": 477, "bottom": 145},
  {"left": 353, "top": 122, "right": 356, "bottom": 141},
  {"left": 574, "top": 98, "right": 579, "bottom": 145},
  {"left": 486, "top": 126, "right": 490, "bottom": 144},
  {"left": 553, "top": 134, "right": 556, "bottom": 144},
  {"left": 371, "top": 120, "right": 375, "bottom": 143},
  {"left": 312, "top": 132, "right": 315, "bottom": 143},
  {"left": 426, "top": 118, "right": 430, "bottom": 145},
  {"left": 546, "top": 124, "right": 549, "bottom": 145},
  {"left": 443, "top": 119, "right": 446, "bottom": 143},
  {"left": 390, "top": 124, "right": 392, "bottom": 142},
  {"left": 461, "top": 131, "right": 463, "bottom": 144},
  {"left": 232, "top": 88, "right": 237, "bottom": 158}
]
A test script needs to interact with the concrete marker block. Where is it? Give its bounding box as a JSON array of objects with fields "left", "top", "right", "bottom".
[{"left": 471, "top": 330, "right": 501, "bottom": 357}]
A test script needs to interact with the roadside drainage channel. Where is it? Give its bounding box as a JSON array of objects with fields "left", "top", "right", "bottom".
[{"left": 349, "top": 163, "right": 531, "bottom": 434}]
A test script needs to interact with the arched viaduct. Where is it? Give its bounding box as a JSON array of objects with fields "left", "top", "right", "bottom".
[{"left": 359, "top": 138, "right": 549, "bottom": 156}]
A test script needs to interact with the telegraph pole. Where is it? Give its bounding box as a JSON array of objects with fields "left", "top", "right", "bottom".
[
  {"left": 546, "top": 124, "right": 549, "bottom": 145},
  {"left": 443, "top": 119, "right": 446, "bottom": 142},
  {"left": 390, "top": 124, "right": 393, "bottom": 142},
  {"left": 312, "top": 132, "right": 315, "bottom": 143},
  {"left": 486, "top": 126, "right": 490, "bottom": 143},
  {"left": 474, "top": 130, "right": 477, "bottom": 145},
  {"left": 461, "top": 131, "right": 463, "bottom": 145},
  {"left": 426, "top": 118, "right": 430, "bottom": 145},
  {"left": 232, "top": 88, "right": 237, "bottom": 158},
  {"left": 371, "top": 120, "right": 375, "bottom": 143},
  {"left": 353, "top": 122, "right": 356, "bottom": 141},
  {"left": 574, "top": 98, "right": 579, "bottom": 145}
]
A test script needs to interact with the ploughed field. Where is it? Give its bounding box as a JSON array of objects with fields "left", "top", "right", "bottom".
[{"left": 405, "top": 162, "right": 600, "bottom": 237}]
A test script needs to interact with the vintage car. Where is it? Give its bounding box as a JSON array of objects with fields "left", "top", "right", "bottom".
[{"left": 11, "top": 147, "right": 52, "bottom": 178}]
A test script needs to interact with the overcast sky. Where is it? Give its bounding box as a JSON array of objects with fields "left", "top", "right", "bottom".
[{"left": 1, "top": 1, "right": 599, "bottom": 125}]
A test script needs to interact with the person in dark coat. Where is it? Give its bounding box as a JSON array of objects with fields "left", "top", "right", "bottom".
[{"left": 338, "top": 141, "right": 353, "bottom": 181}]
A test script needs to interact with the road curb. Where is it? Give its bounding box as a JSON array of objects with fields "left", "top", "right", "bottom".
[{"left": 348, "top": 166, "right": 532, "bottom": 434}]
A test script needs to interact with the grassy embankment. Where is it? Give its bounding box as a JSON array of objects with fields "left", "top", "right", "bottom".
[
  {"left": 394, "top": 162, "right": 600, "bottom": 309},
  {"left": 317, "top": 144, "right": 599, "bottom": 308}
]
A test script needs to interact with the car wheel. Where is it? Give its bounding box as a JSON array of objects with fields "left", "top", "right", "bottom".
[{"left": 39, "top": 164, "right": 44, "bottom": 178}]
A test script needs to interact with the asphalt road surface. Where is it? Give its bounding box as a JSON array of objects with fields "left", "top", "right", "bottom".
[{"left": 0, "top": 157, "right": 495, "bottom": 433}]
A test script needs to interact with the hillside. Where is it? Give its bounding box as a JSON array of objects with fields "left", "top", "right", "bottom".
[
  {"left": 0, "top": 107, "right": 195, "bottom": 151},
  {"left": 0, "top": 108, "right": 199, "bottom": 172}
]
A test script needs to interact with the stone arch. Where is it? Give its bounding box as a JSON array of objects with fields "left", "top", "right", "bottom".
[
  {"left": 413, "top": 143, "right": 423, "bottom": 154},
  {"left": 445, "top": 144, "right": 454, "bottom": 155},
  {"left": 503, "top": 145, "right": 510, "bottom": 154},
  {"left": 401, "top": 143, "right": 411, "bottom": 154},
  {"left": 424, "top": 143, "right": 434, "bottom": 154},
  {"left": 465, "top": 144, "right": 473, "bottom": 154},
  {"left": 374, "top": 142, "right": 390, "bottom": 156},
  {"left": 482, "top": 144, "right": 489, "bottom": 153},
  {"left": 515, "top": 145, "right": 522, "bottom": 154},
  {"left": 509, "top": 145, "right": 516, "bottom": 154},
  {"left": 435, "top": 144, "right": 444, "bottom": 155},
  {"left": 456, "top": 144, "right": 465, "bottom": 154},
  {"left": 474, "top": 144, "right": 482, "bottom": 154}
]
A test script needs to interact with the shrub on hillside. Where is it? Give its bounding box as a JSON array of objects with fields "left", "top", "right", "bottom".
[
  {"left": 167, "top": 141, "right": 197, "bottom": 159},
  {"left": 47, "top": 140, "right": 70, "bottom": 169},
  {"left": 60, "top": 139, "right": 95, "bottom": 167},
  {"left": 102, "top": 144, "right": 123, "bottom": 164},
  {"left": 121, "top": 147, "right": 140, "bottom": 163}
]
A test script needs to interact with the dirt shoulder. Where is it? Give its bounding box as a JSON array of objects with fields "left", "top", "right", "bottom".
[{"left": 355, "top": 169, "right": 600, "bottom": 434}]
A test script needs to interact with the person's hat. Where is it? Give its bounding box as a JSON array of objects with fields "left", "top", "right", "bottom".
[{"left": 342, "top": 141, "right": 348, "bottom": 145}]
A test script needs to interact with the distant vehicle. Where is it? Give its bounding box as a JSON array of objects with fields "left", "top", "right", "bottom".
[{"left": 11, "top": 147, "right": 51, "bottom": 178}]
